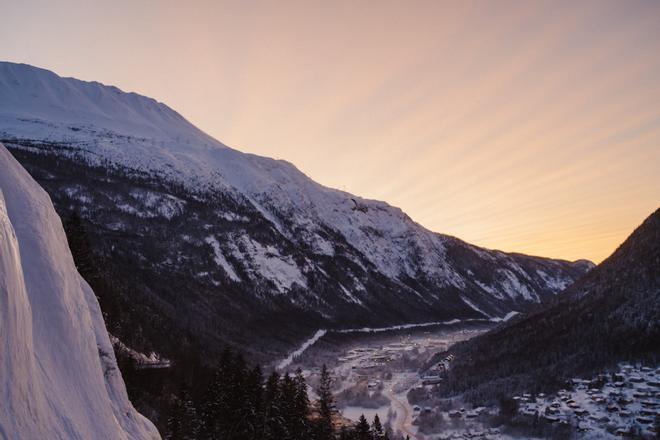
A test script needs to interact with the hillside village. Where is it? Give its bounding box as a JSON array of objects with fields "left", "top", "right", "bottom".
[
  {"left": 298, "top": 326, "right": 659, "bottom": 440},
  {"left": 514, "top": 364, "right": 660, "bottom": 438},
  {"left": 411, "top": 363, "right": 660, "bottom": 439}
]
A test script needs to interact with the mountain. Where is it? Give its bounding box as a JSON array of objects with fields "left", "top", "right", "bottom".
[
  {"left": 435, "top": 208, "right": 660, "bottom": 402},
  {"left": 0, "top": 61, "right": 593, "bottom": 361},
  {"left": 0, "top": 145, "right": 159, "bottom": 439}
]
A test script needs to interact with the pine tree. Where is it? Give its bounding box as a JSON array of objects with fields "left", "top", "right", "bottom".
[
  {"left": 263, "top": 371, "right": 287, "bottom": 440},
  {"left": 318, "top": 364, "right": 335, "bottom": 417},
  {"left": 166, "top": 388, "right": 199, "bottom": 440},
  {"left": 371, "top": 414, "right": 384, "bottom": 439},
  {"left": 166, "top": 396, "right": 184, "bottom": 440},
  {"left": 314, "top": 364, "right": 335, "bottom": 440},
  {"left": 293, "top": 368, "right": 311, "bottom": 439},
  {"left": 64, "top": 210, "right": 96, "bottom": 278},
  {"left": 242, "top": 365, "right": 264, "bottom": 437},
  {"left": 355, "top": 415, "right": 371, "bottom": 440}
]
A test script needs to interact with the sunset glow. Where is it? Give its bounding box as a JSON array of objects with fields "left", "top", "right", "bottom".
[{"left": 2, "top": 0, "right": 659, "bottom": 262}]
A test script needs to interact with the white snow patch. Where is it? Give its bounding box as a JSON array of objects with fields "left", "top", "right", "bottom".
[
  {"left": 277, "top": 330, "right": 328, "bottom": 370},
  {"left": 536, "top": 269, "right": 571, "bottom": 292},
  {"left": 461, "top": 296, "right": 492, "bottom": 318},
  {"left": 232, "top": 237, "right": 306, "bottom": 292},
  {"left": 339, "top": 284, "right": 363, "bottom": 305},
  {"left": 491, "top": 311, "right": 520, "bottom": 322},
  {"left": 205, "top": 236, "right": 240, "bottom": 282}
]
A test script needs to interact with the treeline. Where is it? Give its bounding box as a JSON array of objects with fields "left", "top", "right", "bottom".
[{"left": 165, "top": 349, "right": 395, "bottom": 440}]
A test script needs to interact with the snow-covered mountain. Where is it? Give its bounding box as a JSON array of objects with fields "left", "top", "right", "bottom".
[
  {"left": 0, "top": 144, "right": 159, "bottom": 439},
  {"left": 0, "top": 62, "right": 592, "bottom": 359},
  {"left": 436, "top": 207, "right": 660, "bottom": 400}
]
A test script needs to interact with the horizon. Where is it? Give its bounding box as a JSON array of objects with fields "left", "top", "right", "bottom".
[{"left": 2, "top": 1, "right": 660, "bottom": 263}]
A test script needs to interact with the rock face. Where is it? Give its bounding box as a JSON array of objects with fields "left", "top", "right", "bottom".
[
  {"left": 0, "top": 61, "right": 592, "bottom": 359},
  {"left": 0, "top": 144, "right": 159, "bottom": 439},
  {"left": 437, "top": 207, "right": 660, "bottom": 400}
]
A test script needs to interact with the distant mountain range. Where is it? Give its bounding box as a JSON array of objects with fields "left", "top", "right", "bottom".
[
  {"left": 0, "top": 61, "right": 593, "bottom": 361},
  {"left": 436, "top": 208, "right": 660, "bottom": 401}
]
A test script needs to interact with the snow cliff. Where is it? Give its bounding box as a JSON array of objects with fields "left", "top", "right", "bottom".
[{"left": 0, "top": 144, "right": 159, "bottom": 439}]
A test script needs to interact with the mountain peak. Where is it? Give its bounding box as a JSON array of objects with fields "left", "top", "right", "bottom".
[{"left": 0, "top": 60, "right": 216, "bottom": 147}]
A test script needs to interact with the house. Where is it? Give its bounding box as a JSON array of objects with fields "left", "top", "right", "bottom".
[
  {"left": 421, "top": 375, "right": 442, "bottom": 385},
  {"left": 573, "top": 408, "right": 589, "bottom": 416}
]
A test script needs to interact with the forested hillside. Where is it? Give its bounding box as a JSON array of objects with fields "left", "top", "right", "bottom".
[{"left": 434, "top": 208, "right": 660, "bottom": 403}]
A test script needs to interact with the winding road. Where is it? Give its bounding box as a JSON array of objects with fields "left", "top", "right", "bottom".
[{"left": 383, "top": 387, "right": 417, "bottom": 440}]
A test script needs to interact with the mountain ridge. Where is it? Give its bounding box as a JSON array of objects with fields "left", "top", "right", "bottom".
[
  {"left": 0, "top": 61, "right": 593, "bottom": 361},
  {"left": 433, "top": 207, "right": 660, "bottom": 402}
]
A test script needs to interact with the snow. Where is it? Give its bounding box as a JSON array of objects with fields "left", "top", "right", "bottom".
[
  {"left": 0, "top": 61, "right": 586, "bottom": 313},
  {"left": 128, "top": 189, "right": 185, "bottom": 219},
  {"left": 535, "top": 269, "right": 571, "bottom": 292},
  {"left": 490, "top": 311, "right": 520, "bottom": 322},
  {"left": 461, "top": 295, "right": 492, "bottom": 318},
  {"left": 205, "top": 235, "right": 241, "bottom": 282},
  {"left": 0, "top": 62, "right": 457, "bottom": 290},
  {"left": 232, "top": 237, "right": 307, "bottom": 292},
  {"left": 342, "top": 405, "right": 391, "bottom": 424},
  {"left": 498, "top": 269, "right": 538, "bottom": 301},
  {"left": 277, "top": 318, "right": 488, "bottom": 369},
  {"left": 336, "top": 319, "right": 464, "bottom": 334},
  {"left": 340, "top": 283, "right": 364, "bottom": 305},
  {"left": 277, "top": 329, "right": 327, "bottom": 370},
  {"left": 0, "top": 144, "right": 159, "bottom": 439}
]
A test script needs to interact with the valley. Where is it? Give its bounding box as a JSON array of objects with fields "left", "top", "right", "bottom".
[
  {"left": 283, "top": 322, "right": 495, "bottom": 439},
  {"left": 284, "top": 320, "right": 660, "bottom": 439},
  {"left": 0, "top": 58, "right": 656, "bottom": 440}
]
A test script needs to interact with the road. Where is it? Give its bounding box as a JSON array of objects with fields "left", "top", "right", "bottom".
[{"left": 383, "top": 387, "right": 417, "bottom": 440}]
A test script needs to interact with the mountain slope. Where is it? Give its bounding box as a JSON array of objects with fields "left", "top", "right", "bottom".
[
  {"left": 437, "top": 208, "right": 660, "bottom": 401},
  {"left": 0, "top": 145, "right": 159, "bottom": 439},
  {"left": 0, "top": 61, "right": 592, "bottom": 360}
]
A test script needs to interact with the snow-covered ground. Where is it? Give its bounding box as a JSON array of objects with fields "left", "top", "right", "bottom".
[
  {"left": 277, "top": 316, "right": 517, "bottom": 369},
  {"left": 0, "top": 144, "right": 159, "bottom": 439},
  {"left": 515, "top": 364, "right": 660, "bottom": 438},
  {"left": 290, "top": 323, "right": 492, "bottom": 439}
]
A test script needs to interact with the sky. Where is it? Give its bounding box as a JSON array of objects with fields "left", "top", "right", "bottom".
[{"left": 1, "top": 0, "right": 659, "bottom": 263}]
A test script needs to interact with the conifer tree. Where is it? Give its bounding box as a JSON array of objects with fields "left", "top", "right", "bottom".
[
  {"left": 166, "top": 387, "right": 199, "bottom": 440},
  {"left": 355, "top": 414, "right": 371, "bottom": 440},
  {"left": 64, "top": 210, "right": 96, "bottom": 278},
  {"left": 371, "top": 414, "right": 384, "bottom": 439},
  {"left": 314, "top": 364, "right": 335, "bottom": 440},
  {"left": 263, "top": 371, "right": 287, "bottom": 440},
  {"left": 293, "top": 368, "right": 311, "bottom": 438}
]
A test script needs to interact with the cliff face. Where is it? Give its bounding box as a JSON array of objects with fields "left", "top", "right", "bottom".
[{"left": 0, "top": 144, "right": 159, "bottom": 439}]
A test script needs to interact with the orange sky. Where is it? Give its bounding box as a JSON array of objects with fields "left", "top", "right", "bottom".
[{"left": 2, "top": 0, "right": 659, "bottom": 263}]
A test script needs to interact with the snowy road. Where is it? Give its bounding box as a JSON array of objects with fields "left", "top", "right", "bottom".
[{"left": 383, "top": 387, "right": 417, "bottom": 440}]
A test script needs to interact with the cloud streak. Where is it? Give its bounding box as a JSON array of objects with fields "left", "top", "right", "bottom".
[{"left": 1, "top": 0, "right": 659, "bottom": 262}]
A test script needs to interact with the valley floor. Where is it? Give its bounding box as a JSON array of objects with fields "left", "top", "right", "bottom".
[{"left": 281, "top": 321, "right": 493, "bottom": 439}]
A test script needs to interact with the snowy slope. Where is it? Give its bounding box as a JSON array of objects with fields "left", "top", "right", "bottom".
[
  {"left": 0, "top": 62, "right": 593, "bottom": 357},
  {"left": 0, "top": 144, "right": 159, "bottom": 439}
]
